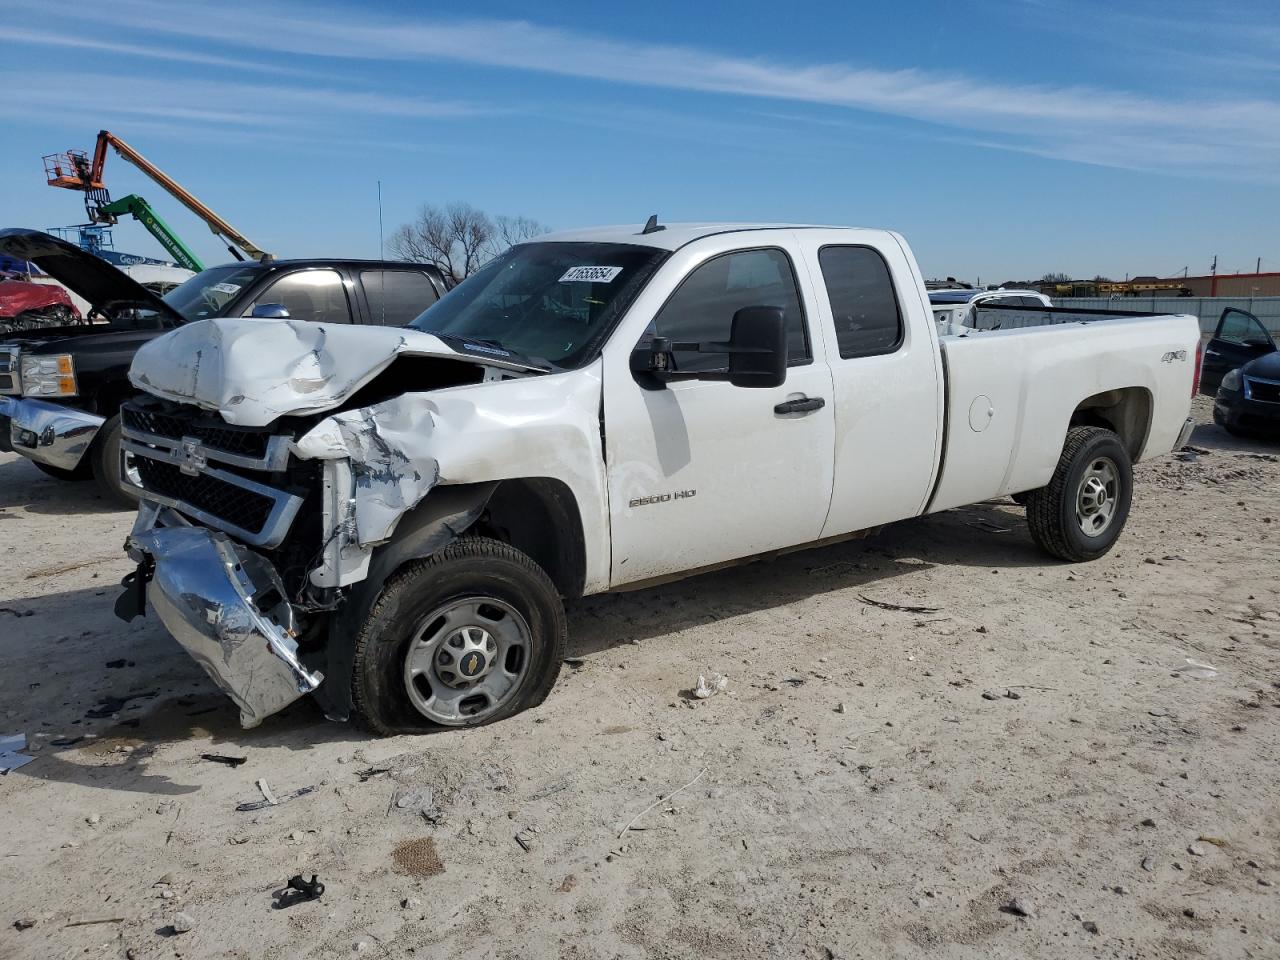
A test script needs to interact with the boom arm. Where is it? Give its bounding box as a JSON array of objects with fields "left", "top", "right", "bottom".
[
  {"left": 97, "top": 195, "right": 205, "bottom": 273},
  {"left": 90, "top": 130, "right": 272, "bottom": 262}
]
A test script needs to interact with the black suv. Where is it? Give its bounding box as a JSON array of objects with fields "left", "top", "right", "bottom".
[{"left": 0, "top": 228, "right": 446, "bottom": 503}]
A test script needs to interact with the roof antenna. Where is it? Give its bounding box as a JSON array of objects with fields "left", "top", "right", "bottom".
[{"left": 640, "top": 214, "right": 665, "bottom": 235}]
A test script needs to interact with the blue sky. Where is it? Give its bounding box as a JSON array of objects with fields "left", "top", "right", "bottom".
[{"left": 2, "top": 0, "right": 1278, "bottom": 282}]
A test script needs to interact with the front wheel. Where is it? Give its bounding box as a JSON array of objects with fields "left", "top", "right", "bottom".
[
  {"left": 1025, "top": 426, "right": 1132, "bottom": 562},
  {"left": 351, "top": 537, "right": 567, "bottom": 735}
]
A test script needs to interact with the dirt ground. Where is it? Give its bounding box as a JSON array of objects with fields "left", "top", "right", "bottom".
[{"left": 1, "top": 396, "right": 1277, "bottom": 960}]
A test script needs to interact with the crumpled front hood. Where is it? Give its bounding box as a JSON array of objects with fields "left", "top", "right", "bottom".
[{"left": 129, "top": 317, "right": 543, "bottom": 426}]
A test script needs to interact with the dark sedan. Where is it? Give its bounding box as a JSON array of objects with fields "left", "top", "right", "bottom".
[{"left": 1205, "top": 308, "right": 1280, "bottom": 438}]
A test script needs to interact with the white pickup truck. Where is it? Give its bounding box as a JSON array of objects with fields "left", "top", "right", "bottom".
[{"left": 113, "top": 221, "right": 1200, "bottom": 733}]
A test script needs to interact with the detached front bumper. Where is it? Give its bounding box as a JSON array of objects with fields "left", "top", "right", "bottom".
[
  {"left": 0, "top": 396, "right": 104, "bottom": 470},
  {"left": 120, "top": 506, "right": 323, "bottom": 727}
]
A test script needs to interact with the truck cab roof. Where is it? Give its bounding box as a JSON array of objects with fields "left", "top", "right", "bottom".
[{"left": 536, "top": 222, "right": 864, "bottom": 251}]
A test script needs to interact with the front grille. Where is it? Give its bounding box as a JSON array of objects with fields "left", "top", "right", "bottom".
[
  {"left": 0, "top": 346, "right": 18, "bottom": 396},
  {"left": 1245, "top": 378, "right": 1280, "bottom": 404},
  {"left": 122, "top": 404, "right": 271, "bottom": 458},
  {"left": 135, "top": 457, "right": 275, "bottom": 536}
]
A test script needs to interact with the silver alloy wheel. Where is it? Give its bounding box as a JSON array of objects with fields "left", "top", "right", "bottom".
[
  {"left": 402, "top": 596, "right": 531, "bottom": 725},
  {"left": 1076, "top": 456, "right": 1119, "bottom": 537}
]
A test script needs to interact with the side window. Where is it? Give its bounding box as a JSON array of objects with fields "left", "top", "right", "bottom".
[
  {"left": 642, "top": 248, "right": 809, "bottom": 373},
  {"left": 1217, "top": 309, "right": 1269, "bottom": 346},
  {"left": 818, "top": 246, "right": 903, "bottom": 359},
  {"left": 247, "top": 269, "right": 352, "bottom": 324},
  {"left": 360, "top": 270, "right": 440, "bottom": 326}
]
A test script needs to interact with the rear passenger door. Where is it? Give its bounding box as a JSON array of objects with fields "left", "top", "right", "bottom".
[
  {"left": 359, "top": 268, "right": 441, "bottom": 326},
  {"left": 1202, "top": 308, "right": 1276, "bottom": 394},
  {"left": 797, "top": 232, "right": 944, "bottom": 537}
]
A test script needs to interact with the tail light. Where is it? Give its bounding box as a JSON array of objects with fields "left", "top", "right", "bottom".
[{"left": 1192, "top": 340, "right": 1203, "bottom": 397}]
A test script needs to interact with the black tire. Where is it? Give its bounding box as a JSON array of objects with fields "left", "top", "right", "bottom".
[
  {"left": 1025, "top": 426, "right": 1132, "bottom": 562},
  {"left": 90, "top": 415, "right": 139, "bottom": 508},
  {"left": 351, "top": 537, "right": 567, "bottom": 735}
]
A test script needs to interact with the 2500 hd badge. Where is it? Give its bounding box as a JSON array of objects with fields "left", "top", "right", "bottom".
[{"left": 629, "top": 489, "right": 697, "bottom": 508}]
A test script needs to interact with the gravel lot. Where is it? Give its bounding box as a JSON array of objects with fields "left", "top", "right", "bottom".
[{"left": 2, "top": 396, "right": 1278, "bottom": 960}]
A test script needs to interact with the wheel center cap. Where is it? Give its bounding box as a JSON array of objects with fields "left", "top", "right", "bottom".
[{"left": 457, "top": 650, "right": 488, "bottom": 679}]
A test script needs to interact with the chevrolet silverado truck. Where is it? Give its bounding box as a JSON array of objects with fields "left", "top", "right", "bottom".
[
  {"left": 0, "top": 228, "right": 446, "bottom": 504},
  {"left": 114, "top": 221, "right": 1200, "bottom": 733}
]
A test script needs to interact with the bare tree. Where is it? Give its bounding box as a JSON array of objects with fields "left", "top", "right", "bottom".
[
  {"left": 1039, "top": 271, "right": 1072, "bottom": 283},
  {"left": 389, "top": 203, "right": 547, "bottom": 282}
]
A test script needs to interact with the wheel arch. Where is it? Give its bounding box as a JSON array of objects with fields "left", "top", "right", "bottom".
[{"left": 1068, "top": 387, "right": 1152, "bottom": 461}]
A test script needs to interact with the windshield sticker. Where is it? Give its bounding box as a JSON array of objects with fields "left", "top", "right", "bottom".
[
  {"left": 559, "top": 266, "right": 623, "bottom": 283},
  {"left": 210, "top": 282, "right": 241, "bottom": 295}
]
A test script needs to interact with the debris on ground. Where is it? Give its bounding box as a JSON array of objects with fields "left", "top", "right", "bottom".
[
  {"left": 694, "top": 673, "right": 729, "bottom": 699},
  {"left": 0, "top": 733, "right": 35, "bottom": 774},
  {"left": 235, "top": 779, "right": 318, "bottom": 812},
  {"left": 170, "top": 911, "right": 195, "bottom": 934},
  {"left": 1002, "top": 898, "right": 1032, "bottom": 917},
  {"left": 391, "top": 838, "right": 445, "bottom": 877},
  {"left": 85, "top": 691, "right": 157, "bottom": 719},
  {"left": 201, "top": 754, "right": 248, "bottom": 768},
  {"left": 1175, "top": 658, "right": 1219, "bottom": 679},
  {"left": 617, "top": 767, "right": 709, "bottom": 838},
  {"left": 858, "top": 595, "right": 940, "bottom": 614}
]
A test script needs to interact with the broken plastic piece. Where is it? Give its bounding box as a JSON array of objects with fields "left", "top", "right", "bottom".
[
  {"left": 0, "top": 733, "right": 34, "bottom": 774},
  {"left": 1174, "top": 658, "right": 1218, "bottom": 679},
  {"left": 694, "top": 674, "right": 729, "bottom": 699}
]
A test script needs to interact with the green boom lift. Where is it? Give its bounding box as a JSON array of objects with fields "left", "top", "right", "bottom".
[
  {"left": 44, "top": 130, "right": 272, "bottom": 270},
  {"left": 92, "top": 194, "right": 204, "bottom": 272}
]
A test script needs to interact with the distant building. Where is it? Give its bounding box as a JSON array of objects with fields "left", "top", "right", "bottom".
[{"left": 1001, "top": 271, "right": 1280, "bottom": 299}]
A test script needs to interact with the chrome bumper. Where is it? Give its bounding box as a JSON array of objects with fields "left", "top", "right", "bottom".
[
  {"left": 1175, "top": 416, "right": 1195, "bottom": 450},
  {"left": 126, "top": 506, "right": 323, "bottom": 728},
  {"left": 1, "top": 396, "right": 104, "bottom": 470}
]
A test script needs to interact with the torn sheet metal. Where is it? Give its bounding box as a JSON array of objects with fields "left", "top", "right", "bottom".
[
  {"left": 0, "top": 733, "right": 34, "bottom": 773},
  {"left": 295, "top": 396, "right": 441, "bottom": 549},
  {"left": 128, "top": 318, "right": 543, "bottom": 427},
  {"left": 133, "top": 523, "right": 323, "bottom": 728}
]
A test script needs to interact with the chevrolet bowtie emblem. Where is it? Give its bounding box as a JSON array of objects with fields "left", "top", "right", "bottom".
[{"left": 178, "top": 437, "right": 208, "bottom": 476}]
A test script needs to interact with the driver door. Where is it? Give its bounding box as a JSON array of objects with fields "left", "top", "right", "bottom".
[
  {"left": 603, "top": 243, "right": 835, "bottom": 586},
  {"left": 1201, "top": 308, "right": 1276, "bottom": 394}
]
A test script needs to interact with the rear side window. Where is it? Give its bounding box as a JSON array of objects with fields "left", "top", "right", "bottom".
[
  {"left": 640, "top": 248, "right": 810, "bottom": 373},
  {"left": 818, "top": 246, "right": 903, "bottom": 359},
  {"left": 361, "top": 270, "right": 439, "bottom": 326}
]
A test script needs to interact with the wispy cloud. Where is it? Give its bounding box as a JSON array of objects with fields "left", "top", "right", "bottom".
[
  {"left": 0, "top": 25, "right": 317, "bottom": 77},
  {"left": 6, "top": 0, "right": 1279, "bottom": 182},
  {"left": 2, "top": 70, "right": 490, "bottom": 130}
]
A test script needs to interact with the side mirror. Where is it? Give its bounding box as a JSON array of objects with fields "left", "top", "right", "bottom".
[
  {"left": 629, "top": 305, "right": 788, "bottom": 390},
  {"left": 726, "top": 305, "right": 787, "bottom": 388},
  {"left": 249, "top": 303, "right": 290, "bottom": 319}
]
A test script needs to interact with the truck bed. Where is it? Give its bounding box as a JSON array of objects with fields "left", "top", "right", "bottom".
[{"left": 927, "top": 310, "right": 1201, "bottom": 513}]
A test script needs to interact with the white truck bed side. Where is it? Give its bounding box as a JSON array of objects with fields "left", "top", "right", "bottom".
[{"left": 928, "top": 313, "right": 1200, "bottom": 512}]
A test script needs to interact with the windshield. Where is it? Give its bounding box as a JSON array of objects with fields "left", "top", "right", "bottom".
[
  {"left": 163, "top": 263, "right": 263, "bottom": 321},
  {"left": 409, "top": 242, "right": 667, "bottom": 367}
]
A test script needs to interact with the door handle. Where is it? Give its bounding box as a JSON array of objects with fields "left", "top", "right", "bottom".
[
  {"left": 1204, "top": 349, "right": 1220, "bottom": 357},
  {"left": 774, "top": 396, "right": 826, "bottom": 415}
]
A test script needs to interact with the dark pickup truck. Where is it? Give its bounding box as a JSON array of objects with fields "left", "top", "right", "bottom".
[{"left": 0, "top": 228, "right": 446, "bottom": 503}]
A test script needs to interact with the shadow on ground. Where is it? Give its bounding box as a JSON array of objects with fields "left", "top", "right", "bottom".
[{"left": 3, "top": 499, "right": 1039, "bottom": 797}]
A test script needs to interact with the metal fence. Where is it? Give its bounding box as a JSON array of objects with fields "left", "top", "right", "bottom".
[{"left": 1056, "top": 296, "right": 1280, "bottom": 337}]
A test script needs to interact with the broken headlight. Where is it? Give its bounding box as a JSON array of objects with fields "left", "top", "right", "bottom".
[{"left": 20, "top": 353, "right": 77, "bottom": 397}]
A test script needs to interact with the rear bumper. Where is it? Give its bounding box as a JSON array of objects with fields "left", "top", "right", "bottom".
[
  {"left": 0, "top": 396, "right": 103, "bottom": 469},
  {"left": 122, "top": 505, "right": 323, "bottom": 728}
]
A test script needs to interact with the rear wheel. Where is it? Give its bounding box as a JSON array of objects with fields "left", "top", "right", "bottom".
[
  {"left": 1026, "top": 426, "right": 1132, "bottom": 562},
  {"left": 351, "top": 537, "right": 566, "bottom": 735},
  {"left": 90, "top": 415, "right": 139, "bottom": 508}
]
